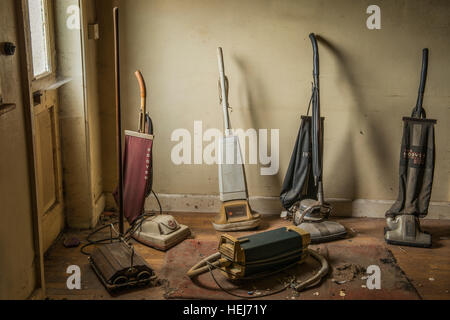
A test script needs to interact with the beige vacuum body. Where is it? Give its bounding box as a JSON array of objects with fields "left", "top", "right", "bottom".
[
  {"left": 213, "top": 200, "right": 261, "bottom": 232},
  {"left": 133, "top": 215, "right": 191, "bottom": 251}
]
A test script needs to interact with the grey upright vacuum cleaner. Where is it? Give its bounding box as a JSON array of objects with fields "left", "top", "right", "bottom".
[
  {"left": 384, "top": 48, "right": 436, "bottom": 248},
  {"left": 280, "top": 33, "right": 346, "bottom": 243}
]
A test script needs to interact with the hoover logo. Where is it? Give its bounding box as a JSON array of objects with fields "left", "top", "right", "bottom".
[
  {"left": 171, "top": 121, "right": 279, "bottom": 176},
  {"left": 403, "top": 148, "right": 426, "bottom": 165}
]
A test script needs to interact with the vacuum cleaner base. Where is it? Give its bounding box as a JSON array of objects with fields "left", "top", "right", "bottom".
[
  {"left": 89, "top": 242, "right": 157, "bottom": 293},
  {"left": 298, "top": 221, "right": 347, "bottom": 244},
  {"left": 133, "top": 215, "right": 191, "bottom": 251},
  {"left": 212, "top": 217, "right": 261, "bottom": 232},
  {"left": 213, "top": 200, "right": 261, "bottom": 231},
  {"left": 384, "top": 214, "right": 431, "bottom": 248}
]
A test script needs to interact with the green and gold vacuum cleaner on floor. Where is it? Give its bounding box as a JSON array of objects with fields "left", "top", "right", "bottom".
[
  {"left": 187, "top": 226, "right": 329, "bottom": 295},
  {"left": 384, "top": 48, "right": 436, "bottom": 248},
  {"left": 280, "top": 33, "right": 346, "bottom": 243}
]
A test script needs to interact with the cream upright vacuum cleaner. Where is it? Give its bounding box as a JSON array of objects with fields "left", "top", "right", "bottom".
[
  {"left": 280, "top": 34, "right": 346, "bottom": 243},
  {"left": 212, "top": 48, "right": 261, "bottom": 231}
]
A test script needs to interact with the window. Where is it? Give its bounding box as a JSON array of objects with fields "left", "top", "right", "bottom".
[{"left": 27, "top": 0, "right": 52, "bottom": 78}]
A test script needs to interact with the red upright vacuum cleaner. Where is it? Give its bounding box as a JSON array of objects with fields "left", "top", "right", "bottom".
[{"left": 124, "top": 71, "right": 191, "bottom": 251}]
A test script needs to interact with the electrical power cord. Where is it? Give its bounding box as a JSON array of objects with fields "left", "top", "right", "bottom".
[
  {"left": 205, "top": 260, "right": 291, "bottom": 299},
  {"left": 80, "top": 190, "right": 163, "bottom": 256},
  {"left": 188, "top": 248, "right": 329, "bottom": 299}
]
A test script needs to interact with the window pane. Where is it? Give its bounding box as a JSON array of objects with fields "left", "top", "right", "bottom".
[{"left": 28, "top": 0, "right": 51, "bottom": 77}]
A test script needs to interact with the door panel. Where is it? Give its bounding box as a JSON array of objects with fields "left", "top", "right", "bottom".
[
  {"left": 33, "top": 89, "right": 64, "bottom": 251},
  {"left": 35, "top": 103, "right": 57, "bottom": 212}
]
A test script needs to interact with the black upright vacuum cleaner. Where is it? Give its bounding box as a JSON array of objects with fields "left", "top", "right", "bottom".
[
  {"left": 384, "top": 48, "right": 436, "bottom": 248},
  {"left": 280, "top": 33, "right": 346, "bottom": 243}
]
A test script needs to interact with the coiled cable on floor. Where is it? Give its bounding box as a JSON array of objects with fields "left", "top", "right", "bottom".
[{"left": 187, "top": 248, "right": 329, "bottom": 299}]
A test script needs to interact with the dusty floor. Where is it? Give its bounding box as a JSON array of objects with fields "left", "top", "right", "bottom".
[{"left": 44, "top": 213, "right": 450, "bottom": 300}]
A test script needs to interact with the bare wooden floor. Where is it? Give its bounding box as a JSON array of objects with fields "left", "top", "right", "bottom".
[{"left": 44, "top": 213, "right": 450, "bottom": 300}]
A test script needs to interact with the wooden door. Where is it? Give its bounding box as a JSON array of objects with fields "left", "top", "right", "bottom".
[
  {"left": 20, "top": 0, "right": 64, "bottom": 252},
  {"left": 33, "top": 89, "right": 64, "bottom": 250}
]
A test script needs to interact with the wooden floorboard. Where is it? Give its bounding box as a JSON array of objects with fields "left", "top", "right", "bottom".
[{"left": 44, "top": 213, "right": 450, "bottom": 300}]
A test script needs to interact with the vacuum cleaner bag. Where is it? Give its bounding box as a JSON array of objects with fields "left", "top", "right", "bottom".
[
  {"left": 386, "top": 116, "right": 436, "bottom": 218},
  {"left": 280, "top": 116, "right": 323, "bottom": 209},
  {"left": 114, "top": 130, "right": 153, "bottom": 224}
]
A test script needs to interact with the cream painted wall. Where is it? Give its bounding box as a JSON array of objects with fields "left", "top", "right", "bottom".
[
  {"left": 55, "top": 0, "right": 105, "bottom": 228},
  {"left": 0, "top": 0, "right": 38, "bottom": 299},
  {"left": 96, "top": 0, "right": 449, "bottom": 209}
]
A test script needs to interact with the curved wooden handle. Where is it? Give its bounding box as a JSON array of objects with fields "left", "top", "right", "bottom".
[
  {"left": 135, "top": 70, "right": 146, "bottom": 98},
  {"left": 135, "top": 70, "right": 146, "bottom": 132}
]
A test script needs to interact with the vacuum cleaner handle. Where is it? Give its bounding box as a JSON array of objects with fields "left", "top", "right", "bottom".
[
  {"left": 309, "top": 33, "right": 319, "bottom": 80},
  {"left": 217, "top": 47, "right": 231, "bottom": 133},
  {"left": 414, "top": 48, "right": 428, "bottom": 118},
  {"left": 292, "top": 249, "right": 329, "bottom": 291},
  {"left": 135, "top": 70, "right": 147, "bottom": 132},
  {"left": 309, "top": 33, "right": 323, "bottom": 188},
  {"left": 113, "top": 7, "right": 125, "bottom": 235}
]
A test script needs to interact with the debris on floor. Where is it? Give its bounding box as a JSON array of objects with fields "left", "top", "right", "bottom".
[
  {"left": 331, "top": 278, "right": 348, "bottom": 285},
  {"left": 428, "top": 277, "right": 435, "bottom": 281},
  {"left": 339, "top": 289, "right": 346, "bottom": 297},
  {"left": 332, "top": 263, "right": 366, "bottom": 283},
  {"left": 161, "top": 279, "right": 177, "bottom": 299},
  {"left": 379, "top": 257, "right": 396, "bottom": 265},
  {"left": 63, "top": 237, "right": 80, "bottom": 248}
]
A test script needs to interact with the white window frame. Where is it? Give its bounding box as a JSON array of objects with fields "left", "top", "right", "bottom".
[{"left": 22, "top": 0, "right": 57, "bottom": 91}]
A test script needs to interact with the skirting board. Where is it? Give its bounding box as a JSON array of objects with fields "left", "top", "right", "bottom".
[{"left": 103, "top": 193, "right": 449, "bottom": 220}]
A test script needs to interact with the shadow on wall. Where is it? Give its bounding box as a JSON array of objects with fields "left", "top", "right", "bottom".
[
  {"left": 318, "top": 35, "right": 394, "bottom": 200},
  {"left": 233, "top": 55, "right": 284, "bottom": 195}
]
